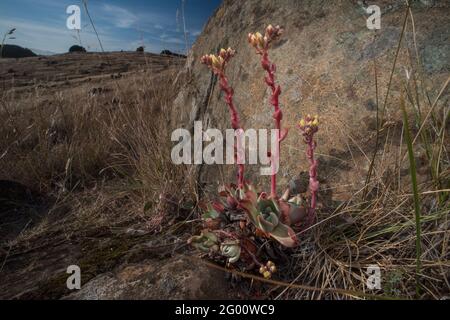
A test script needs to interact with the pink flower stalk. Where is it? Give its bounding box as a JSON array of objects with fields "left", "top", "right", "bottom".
[
  {"left": 201, "top": 48, "right": 245, "bottom": 189},
  {"left": 248, "top": 25, "right": 285, "bottom": 198},
  {"left": 298, "top": 115, "right": 319, "bottom": 222}
]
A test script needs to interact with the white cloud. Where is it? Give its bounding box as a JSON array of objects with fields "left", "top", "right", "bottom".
[
  {"left": 160, "top": 37, "right": 185, "bottom": 45},
  {"left": 101, "top": 4, "right": 138, "bottom": 29}
]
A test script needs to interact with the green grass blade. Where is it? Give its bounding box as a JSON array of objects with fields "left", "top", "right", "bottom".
[{"left": 400, "top": 95, "right": 422, "bottom": 297}]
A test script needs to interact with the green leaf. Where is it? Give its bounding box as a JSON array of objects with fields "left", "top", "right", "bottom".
[{"left": 401, "top": 95, "right": 422, "bottom": 297}]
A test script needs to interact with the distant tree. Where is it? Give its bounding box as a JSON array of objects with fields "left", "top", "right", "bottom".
[
  {"left": 160, "top": 50, "right": 186, "bottom": 58},
  {"left": 69, "top": 45, "right": 87, "bottom": 53},
  {"left": 136, "top": 46, "right": 144, "bottom": 52},
  {"left": 0, "top": 44, "right": 36, "bottom": 58}
]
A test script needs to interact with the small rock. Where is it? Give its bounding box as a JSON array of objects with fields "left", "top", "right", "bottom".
[{"left": 62, "top": 256, "right": 233, "bottom": 300}]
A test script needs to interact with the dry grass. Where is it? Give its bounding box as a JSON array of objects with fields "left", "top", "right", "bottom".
[
  {"left": 0, "top": 58, "right": 195, "bottom": 263},
  {"left": 277, "top": 181, "right": 448, "bottom": 299}
]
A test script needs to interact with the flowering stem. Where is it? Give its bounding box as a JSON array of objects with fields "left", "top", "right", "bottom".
[
  {"left": 306, "top": 135, "right": 318, "bottom": 219},
  {"left": 218, "top": 73, "right": 244, "bottom": 189},
  {"left": 248, "top": 25, "right": 284, "bottom": 198},
  {"left": 201, "top": 48, "right": 245, "bottom": 191},
  {"left": 299, "top": 115, "right": 319, "bottom": 224},
  {"left": 260, "top": 51, "right": 282, "bottom": 198}
]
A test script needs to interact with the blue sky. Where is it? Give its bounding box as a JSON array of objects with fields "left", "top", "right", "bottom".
[{"left": 0, "top": 0, "right": 221, "bottom": 54}]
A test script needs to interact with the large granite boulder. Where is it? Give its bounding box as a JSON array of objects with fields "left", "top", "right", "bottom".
[{"left": 171, "top": 0, "right": 449, "bottom": 199}]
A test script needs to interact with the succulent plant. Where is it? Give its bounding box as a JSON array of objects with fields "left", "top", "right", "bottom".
[
  {"left": 220, "top": 240, "right": 241, "bottom": 263},
  {"left": 188, "top": 230, "right": 219, "bottom": 253},
  {"left": 192, "top": 24, "right": 321, "bottom": 279},
  {"left": 238, "top": 184, "right": 298, "bottom": 247}
]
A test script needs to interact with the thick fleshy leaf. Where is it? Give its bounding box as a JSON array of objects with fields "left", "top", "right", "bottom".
[
  {"left": 204, "top": 239, "right": 216, "bottom": 247},
  {"left": 220, "top": 241, "right": 241, "bottom": 263},
  {"left": 203, "top": 231, "right": 218, "bottom": 242},
  {"left": 188, "top": 230, "right": 219, "bottom": 253},
  {"left": 257, "top": 213, "right": 276, "bottom": 232},
  {"left": 278, "top": 200, "right": 291, "bottom": 224},
  {"left": 270, "top": 223, "right": 298, "bottom": 247},
  {"left": 289, "top": 204, "right": 307, "bottom": 225},
  {"left": 237, "top": 184, "right": 299, "bottom": 248},
  {"left": 257, "top": 199, "right": 279, "bottom": 215},
  {"left": 239, "top": 199, "right": 260, "bottom": 225}
]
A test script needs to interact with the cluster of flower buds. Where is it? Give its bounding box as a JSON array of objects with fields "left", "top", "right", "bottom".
[
  {"left": 248, "top": 24, "right": 283, "bottom": 52},
  {"left": 298, "top": 114, "right": 319, "bottom": 139},
  {"left": 200, "top": 47, "right": 236, "bottom": 74},
  {"left": 259, "top": 260, "right": 277, "bottom": 279}
]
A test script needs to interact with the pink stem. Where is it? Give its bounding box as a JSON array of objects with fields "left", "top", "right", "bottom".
[
  {"left": 218, "top": 73, "right": 244, "bottom": 189},
  {"left": 260, "top": 51, "right": 282, "bottom": 198},
  {"left": 306, "top": 135, "right": 318, "bottom": 219}
]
